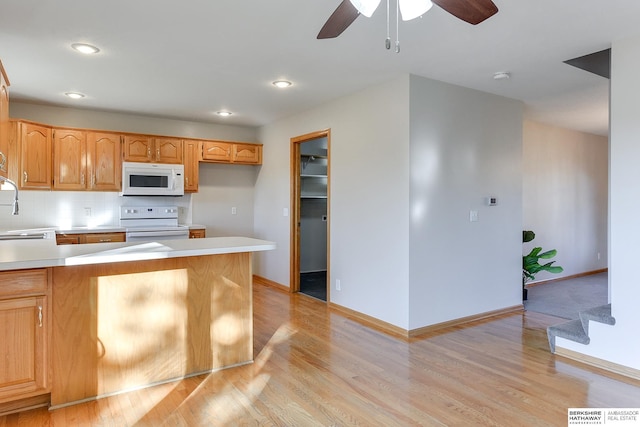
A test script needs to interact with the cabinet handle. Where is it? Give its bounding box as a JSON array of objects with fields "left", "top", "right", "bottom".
[
  {"left": 156, "top": 148, "right": 160, "bottom": 160},
  {"left": 0, "top": 151, "right": 5, "bottom": 170},
  {"left": 38, "top": 306, "right": 43, "bottom": 328},
  {"left": 81, "top": 172, "right": 85, "bottom": 185},
  {"left": 23, "top": 171, "right": 28, "bottom": 183},
  {"left": 99, "top": 239, "right": 111, "bottom": 242},
  {"left": 147, "top": 147, "right": 152, "bottom": 159}
]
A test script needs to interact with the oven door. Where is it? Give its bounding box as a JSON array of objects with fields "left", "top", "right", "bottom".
[{"left": 125, "top": 229, "right": 190, "bottom": 242}]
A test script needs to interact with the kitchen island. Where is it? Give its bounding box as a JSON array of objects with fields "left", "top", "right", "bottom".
[{"left": 0, "top": 236, "right": 275, "bottom": 411}]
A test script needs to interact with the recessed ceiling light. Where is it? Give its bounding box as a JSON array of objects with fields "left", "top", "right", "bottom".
[
  {"left": 65, "top": 92, "right": 85, "bottom": 99},
  {"left": 71, "top": 43, "right": 100, "bottom": 54},
  {"left": 272, "top": 80, "right": 292, "bottom": 88},
  {"left": 216, "top": 111, "right": 232, "bottom": 117},
  {"left": 493, "top": 71, "right": 511, "bottom": 80}
]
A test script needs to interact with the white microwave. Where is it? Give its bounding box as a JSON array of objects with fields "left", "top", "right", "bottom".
[{"left": 121, "top": 162, "right": 184, "bottom": 196}]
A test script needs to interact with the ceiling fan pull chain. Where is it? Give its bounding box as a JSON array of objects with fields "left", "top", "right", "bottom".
[
  {"left": 395, "top": 0, "right": 400, "bottom": 53},
  {"left": 385, "top": 0, "right": 391, "bottom": 49}
]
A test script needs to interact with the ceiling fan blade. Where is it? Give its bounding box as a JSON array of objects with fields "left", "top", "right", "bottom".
[
  {"left": 317, "top": 0, "right": 361, "bottom": 39},
  {"left": 431, "top": 0, "right": 498, "bottom": 25}
]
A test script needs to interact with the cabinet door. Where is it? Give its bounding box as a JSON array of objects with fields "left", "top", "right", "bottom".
[
  {"left": 232, "top": 143, "right": 262, "bottom": 164},
  {"left": 155, "top": 138, "right": 183, "bottom": 164},
  {"left": 88, "top": 132, "right": 121, "bottom": 191},
  {"left": 53, "top": 129, "right": 87, "bottom": 190},
  {"left": 0, "top": 296, "right": 49, "bottom": 402},
  {"left": 202, "top": 141, "right": 232, "bottom": 162},
  {"left": 0, "top": 62, "right": 9, "bottom": 178},
  {"left": 183, "top": 140, "right": 200, "bottom": 192},
  {"left": 123, "top": 135, "right": 153, "bottom": 162},
  {"left": 19, "top": 122, "right": 52, "bottom": 189},
  {"left": 189, "top": 229, "right": 206, "bottom": 239}
]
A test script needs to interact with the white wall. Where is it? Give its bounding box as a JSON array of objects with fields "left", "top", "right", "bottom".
[
  {"left": 2, "top": 102, "right": 259, "bottom": 233},
  {"left": 255, "top": 74, "right": 524, "bottom": 331},
  {"left": 255, "top": 76, "right": 412, "bottom": 328},
  {"left": 191, "top": 163, "right": 259, "bottom": 237},
  {"left": 523, "top": 120, "right": 608, "bottom": 281},
  {"left": 556, "top": 34, "right": 640, "bottom": 370},
  {"left": 408, "top": 76, "right": 524, "bottom": 328}
]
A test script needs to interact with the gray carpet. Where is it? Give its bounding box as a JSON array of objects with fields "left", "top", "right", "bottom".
[{"left": 524, "top": 272, "right": 608, "bottom": 320}]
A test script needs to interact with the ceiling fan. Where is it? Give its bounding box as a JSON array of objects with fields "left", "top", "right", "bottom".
[{"left": 317, "top": 0, "right": 498, "bottom": 39}]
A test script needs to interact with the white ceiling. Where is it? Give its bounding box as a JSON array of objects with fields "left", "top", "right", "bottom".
[{"left": 1, "top": 0, "right": 637, "bottom": 137}]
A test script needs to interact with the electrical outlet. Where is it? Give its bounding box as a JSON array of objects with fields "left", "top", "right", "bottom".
[
  {"left": 469, "top": 210, "right": 478, "bottom": 222},
  {"left": 84, "top": 207, "right": 91, "bottom": 217},
  {"left": 336, "top": 279, "right": 341, "bottom": 291},
  {"left": 231, "top": 207, "right": 237, "bottom": 215}
]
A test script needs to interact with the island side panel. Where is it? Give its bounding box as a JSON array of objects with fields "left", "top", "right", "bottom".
[{"left": 51, "top": 252, "right": 252, "bottom": 407}]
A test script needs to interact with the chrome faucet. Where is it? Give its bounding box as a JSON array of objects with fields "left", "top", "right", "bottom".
[{"left": 0, "top": 176, "right": 19, "bottom": 215}]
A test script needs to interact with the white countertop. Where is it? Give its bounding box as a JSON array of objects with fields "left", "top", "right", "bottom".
[{"left": 0, "top": 236, "right": 275, "bottom": 271}]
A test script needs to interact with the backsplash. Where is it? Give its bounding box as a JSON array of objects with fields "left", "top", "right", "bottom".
[{"left": 0, "top": 190, "right": 192, "bottom": 231}]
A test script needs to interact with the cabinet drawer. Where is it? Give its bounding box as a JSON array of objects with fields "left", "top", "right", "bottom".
[
  {"left": 0, "top": 269, "right": 48, "bottom": 299},
  {"left": 56, "top": 234, "right": 81, "bottom": 245},
  {"left": 83, "top": 232, "right": 126, "bottom": 244}
]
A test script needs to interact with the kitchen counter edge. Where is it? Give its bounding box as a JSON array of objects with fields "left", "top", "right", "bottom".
[{"left": 0, "top": 236, "right": 275, "bottom": 271}]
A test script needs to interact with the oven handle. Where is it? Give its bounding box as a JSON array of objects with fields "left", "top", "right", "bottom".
[{"left": 126, "top": 230, "right": 189, "bottom": 238}]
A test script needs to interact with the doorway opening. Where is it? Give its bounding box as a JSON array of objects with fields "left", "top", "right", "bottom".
[{"left": 290, "top": 130, "right": 330, "bottom": 301}]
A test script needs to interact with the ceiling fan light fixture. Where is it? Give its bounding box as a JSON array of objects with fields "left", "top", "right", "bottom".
[
  {"left": 65, "top": 92, "right": 85, "bottom": 99},
  {"left": 399, "top": 0, "right": 433, "bottom": 21},
  {"left": 71, "top": 43, "right": 100, "bottom": 54},
  {"left": 272, "top": 80, "right": 292, "bottom": 88},
  {"left": 349, "top": 0, "right": 381, "bottom": 17}
]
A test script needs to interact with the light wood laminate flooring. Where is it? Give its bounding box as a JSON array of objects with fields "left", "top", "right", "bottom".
[{"left": 1, "top": 282, "right": 639, "bottom": 426}]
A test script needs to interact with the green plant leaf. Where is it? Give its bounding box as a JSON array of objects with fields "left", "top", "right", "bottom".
[
  {"left": 537, "top": 249, "right": 557, "bottom": 259},
  {"left": 523, "top": 230, "right": 535, "bottom": 243}
]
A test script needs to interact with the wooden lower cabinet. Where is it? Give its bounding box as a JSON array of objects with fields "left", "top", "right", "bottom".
[
  {"left": 0, "top": 269, "right": 51, "bottom": 407},
  {"left": 56, "top": 232, "right": 125, "bottom": 245},
  {"left": 189, "top": 228, "right": 206, "bottom": 239},
  {"left": 82, "top": 233, "right": 125, "bottom": 244},
  {"left": 51, "top": 253, "right": 252, "bottom": 407}
]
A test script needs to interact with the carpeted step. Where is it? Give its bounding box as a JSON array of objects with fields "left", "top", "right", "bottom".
[
  {"left": 579, "top": 303, "right": 615, "bottom": 333},
  {"left": 547, "top": 319, "right": 590, "bottom": 353}
]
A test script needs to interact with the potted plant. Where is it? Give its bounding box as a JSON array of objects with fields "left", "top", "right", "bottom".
[{"left": 522, "top": 230, "right": 563, "bottom": 300}]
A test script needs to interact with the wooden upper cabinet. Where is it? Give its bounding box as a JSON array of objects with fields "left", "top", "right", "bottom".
[
  {"left": 201, "top": 141, "right": 261, "bottom": 165},
  {"left": 233, "top": 143, "right": 262, "bottom": 164},
  {"left": 87, "top": 132, "right": 121, "bottom": 191},
  {"left": 183, "top": 140, "right": 200, "bottom": 192},
  {"left": 155, "top": 137, "right": 183, "bottom": 164},
  {"left": 0, "top": 60, "right": 9, "bottom": 178},
  {"left": 201, "top": 141, "right": 232, "bottom": 162},
  {"left": 53, "top": 129, "right": 121, "bottom": 191},
  {"left": 122, "top": 135, "right": 153, "bottom": 163},
  {"left": 123, "top": 135, "right": 182, "bottom": 164},
  {"left": 19, "top": 122, "right": 52, "bottom": 190},
  {"left": 53, "top": 129, "right": 86, "bottom": 190}
]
